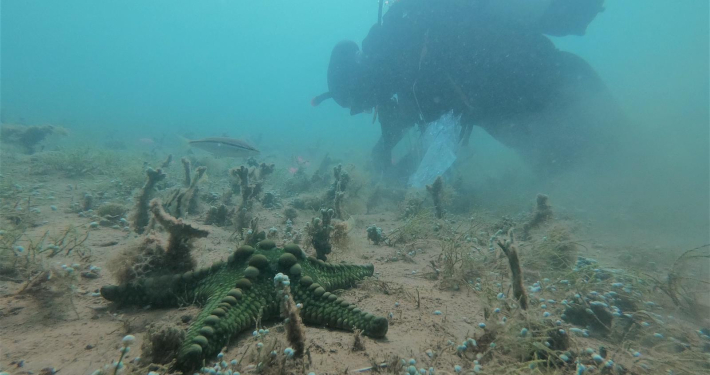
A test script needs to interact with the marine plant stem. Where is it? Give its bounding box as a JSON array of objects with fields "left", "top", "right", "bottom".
[{"left": 498, "top": 230, "right": 528, "bottom": 310}]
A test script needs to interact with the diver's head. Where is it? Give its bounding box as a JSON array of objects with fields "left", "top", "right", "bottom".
[
  {"left": 328, "top": 40, "right": 361, "bottom": 109},
  {"left": 312, "top": 40, "right": 372, "bottom": 115}
]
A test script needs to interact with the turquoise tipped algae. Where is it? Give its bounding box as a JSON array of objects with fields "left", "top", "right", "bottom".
[{"left": 100, "top": 241, "right": 388, "bottom": 371}]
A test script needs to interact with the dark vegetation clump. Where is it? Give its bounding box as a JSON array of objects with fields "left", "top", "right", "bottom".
[
  {"left": 281, "top": 284, "right": 306, "bottom": 357},
  {"left": 283, "top": 207, "right": 298, "bottom": 223},
  {"left": 524, "top": 324, "right": 571, "bottom": 363},
  {"left": 492, "top": 215, "right": 515, "bottom": 234},
  {"left": 332, "top": 221, "right": 349, "bottom": 249},
  {"left": 164, "top": 163, "right": 207, "bottom": 218},
  {"left": 131, "top": 168, "right": 167, "bottom": 234},
  {"left": 149, "top": 199, "right": 207, "bottom": 273},
  {"left": 290, "top": 195, "right": 323, "bottom": 211},
  {"left": 181, "top": 157, "right": 192, "bottom": 187},
  {"left": 97, "top": 202, "right": 128, "bottom": 219},
  {"left": 426, "top": 176, "right": 444, "bottom": 219},
  {"left": 204, "top": 204, "right": 234, "bottom": 227},
  {"left": 113, "top": 198, "right": 208, "bottom": 283},
  {"left": 82, "top": 193, "right": 94, "bottom": 211},
  {"left": 284, "top": 154, "right": 336, "bottom": 195},
  {"left": 522, "top": 193, "right": 553, "bottom": 239},
  {"left": 243, "top": 217, "right": 266, "bottom": 247},
  {"left": 284, "top": 168, "right": 311, "bottom": 194},
  {"left": 160, "top": 154, "right": 173, "bottom": 169},
  {"left": 497, "top": 230, "right": 528, "bottom": 310},
  {"left": 366, "top": 224, "right": 387, "bottom": 245},
  {"left": 140, "top": 322, "right": 186, "bottom": 365},
  {"left": 110, "top": 234, "right": 166, "bottom": 284},
  {"left": 15, "top": 268, "right": 77, "bottom": 320},
  {"left": 351, "top": 330, "right": 366, "bottom": 352},
  {"left": 400, "top": 192, "right": 424, "bottom": 219},
  {"left": 649, "top": 244, "right": 710, "bottom": 320},
  {"left": 262, "top": 191, "right": 282, "bottom": 209},
  {"left": 231, "top": 165, "right": 262, "bottom": 235},
  {"left": 563, "top": 303, "right": 613, "bottom": 337},
  {"left": 0, "top": 124, "right": 67, "bottom": 154},
  {"left": 308, "top": 208, "right": 334, "bottom": 261},
  {"left": 312, "top": 153, "right": 337, "bottom": 185},
  {"left": 329, "top": 164, "right": 350, "bottom": 219},
  {"left": 252, "top": 162, "right": 275, "bottom": 181},
  {"left": 540, "top": 225, "right": 578, "bottom": 270}
]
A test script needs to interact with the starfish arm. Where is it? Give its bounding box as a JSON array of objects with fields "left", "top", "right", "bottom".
[
  {"left": 99, "top": 261, "right": 232, "bottom": 307},
  {"left": 301, "top": 257, "right": 376, "bottom": 290},
  {"left": 279, "top": 248, "right": 387, "bottom": 337},
  {"left": 175, "top": 272, "right": 280, "bottom": 371},
  {"left": 175, "top": 245, "right": 283, "bottom": 371},
  {"left": 291, "top": 277, "right": 389, "bottom": 338}
]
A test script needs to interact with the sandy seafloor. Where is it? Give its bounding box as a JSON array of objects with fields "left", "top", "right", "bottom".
[{"left": 0, "top": 143, "right": 708, "bottom": 375}]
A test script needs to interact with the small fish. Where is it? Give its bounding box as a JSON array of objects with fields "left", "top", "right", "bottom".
[
  {"left": 137, "top": 137, "right": 155, "bottom": 145},
  {"left": 188, "top": 137, "right": 259, "bottom": 158},
  {"left": 295, "top": 155, "right": 310, "bottom": 166}
]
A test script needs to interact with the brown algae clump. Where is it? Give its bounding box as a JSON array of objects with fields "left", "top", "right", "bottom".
[{"left": 112, "top": 198, "right": 209, "bottom": 283}]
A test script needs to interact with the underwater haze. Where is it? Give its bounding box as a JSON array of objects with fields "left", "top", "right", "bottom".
[
  {"left": 2, "top": 0, "right": 380, "bottom": 150},
  {"left": 1, "top": 1, "right": 709, "bottom": 374},
  {"left": 3, "top": 1, "right": 708, "bottom": 245}
]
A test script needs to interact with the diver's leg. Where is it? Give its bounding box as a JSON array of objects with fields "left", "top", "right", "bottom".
[
  {"left": 483, "top": 52, "right": 625, "bottom": 177},
  {"left": 371, "top": 118, "right": 414, "bottom": 181},
  {"left": 371, "top": 136, "right": 391, "bottom": 178},
  {"left": 390, "top": 150, "right": 422, "bottom": 185}
]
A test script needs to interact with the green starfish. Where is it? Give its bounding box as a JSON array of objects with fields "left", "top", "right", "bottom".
[{"left": 100, "top": 241, "right": 388, "bottom": 371}]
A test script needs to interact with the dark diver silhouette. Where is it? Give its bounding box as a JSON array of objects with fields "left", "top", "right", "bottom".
[{"left": 313, "top": 0, "right": 624, "bottom": 184}]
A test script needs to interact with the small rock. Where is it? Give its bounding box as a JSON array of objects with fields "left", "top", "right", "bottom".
[{"left": 80, "top": 271, "right": 100, "bottom": 279}]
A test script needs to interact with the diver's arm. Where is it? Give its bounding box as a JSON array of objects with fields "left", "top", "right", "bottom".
[{"left": 371, "top": 98, "right": 410, "bottom": 174}]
